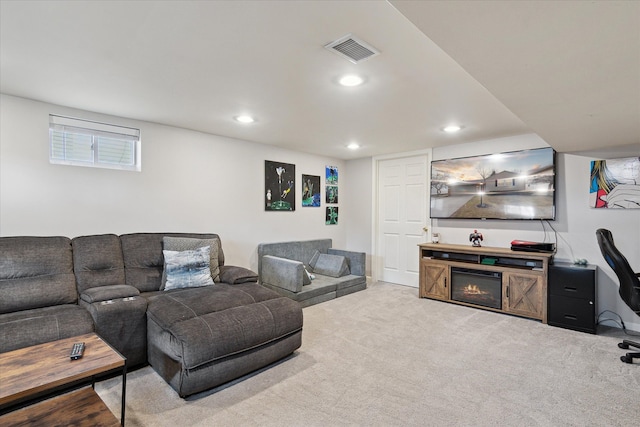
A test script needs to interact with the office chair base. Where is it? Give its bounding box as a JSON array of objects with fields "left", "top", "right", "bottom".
[
  {"left": 620, "top": 352, "right": 639, "bottom": 364},
  {"left": 618, "top": 340, "right": 640, "bottom": 350}
]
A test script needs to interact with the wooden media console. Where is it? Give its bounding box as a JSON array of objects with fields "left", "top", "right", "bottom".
[{"left": 418, "top": 243, "right": 554, "bottom": 322}]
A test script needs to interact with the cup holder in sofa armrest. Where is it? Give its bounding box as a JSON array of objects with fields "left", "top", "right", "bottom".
[{"left": 80, "top": 284, "right": 141, "bottom": 304}]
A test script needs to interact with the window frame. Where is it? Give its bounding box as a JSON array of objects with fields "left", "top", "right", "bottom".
[{"left": 49, "top": 115, "right": 141, "bottom": 172}]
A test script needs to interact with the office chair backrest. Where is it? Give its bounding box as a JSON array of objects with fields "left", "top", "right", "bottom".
[{"left": 596, "top": 228, "right": 640, "bottom": 316}]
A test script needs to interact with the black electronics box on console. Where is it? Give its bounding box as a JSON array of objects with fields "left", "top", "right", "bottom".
[{"left": 510, "top": 240, "right": 555, "bottom": 253}]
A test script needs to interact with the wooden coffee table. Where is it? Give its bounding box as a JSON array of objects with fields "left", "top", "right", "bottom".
[{"left": 0, "top": 333, "right": 126, "bottom": 426}]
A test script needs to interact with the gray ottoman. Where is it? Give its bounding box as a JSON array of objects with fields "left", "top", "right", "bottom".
[{"left": 146, "top": 283, "right": 303, "bottom": 397}]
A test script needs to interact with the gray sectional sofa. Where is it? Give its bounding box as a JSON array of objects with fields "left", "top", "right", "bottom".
[
  {"left": 0, "top": 233, "right": 303, "bottom": 398},
  {"left": 258, "top": 239, "right": 366, "bottom": 307}
]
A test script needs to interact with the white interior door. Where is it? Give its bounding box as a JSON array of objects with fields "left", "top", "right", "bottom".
[{"left": 377, "top": 154, "right": 429, "bottom": 287}]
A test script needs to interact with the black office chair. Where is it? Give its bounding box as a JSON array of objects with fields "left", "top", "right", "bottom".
[{"left": 596, "top": 228, "right": 640, "bottom": 364}]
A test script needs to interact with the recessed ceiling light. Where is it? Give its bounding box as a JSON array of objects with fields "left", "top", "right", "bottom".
[
  {"left": 443, "top": 125, "right": 462, "bottom": 133},
  {"left": 235, "top": 115, "right": 255, "bottom": 124},
  {"left": 339, "top": 75, "right": 364, "bottom": 87},
  {"left": 347, "top": 142, "right": 360, "bottom": 150}
]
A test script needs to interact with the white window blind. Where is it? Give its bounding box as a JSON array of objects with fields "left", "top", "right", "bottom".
[{"left": 49, "top": 115, "right": 141, "bottom": 171}]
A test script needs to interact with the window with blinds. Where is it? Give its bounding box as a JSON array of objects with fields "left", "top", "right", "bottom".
[{"left": 49, "top": 115, "right": 141, "bottom": 171}]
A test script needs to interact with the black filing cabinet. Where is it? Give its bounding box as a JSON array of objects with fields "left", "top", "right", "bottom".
[{"left": 548, "top": 262, "right": 597, "bottom": 333}]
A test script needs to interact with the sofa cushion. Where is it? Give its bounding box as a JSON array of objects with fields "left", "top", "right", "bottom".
[
  {"left": 161, "top": 236, "right": 221, "bottom": 287},
  {"left": 120, "top": 233, "right": 224, "bottom": 292},
  {"left": 218, "top": 265, "right": 259, "bottom": 284},
  {"left": 163, "top": 246, "right": 214, "bottom": 291},
  {"left": 0, "top": 236, "right": 77, "bottom": 314},
  {"left": 309, "top": 252, "right": 350, "bottom": 278},
  {"left": 146, "top": 283, "right": 280, "bottom": 329},
  {"left": 0, "top": 304, "right": 94, "bottom": 353},
  {"left": 147, "top": 286, "right": 302, "bottom": 370},
  {"left": 72, "top": 234, "right": 126, "bottom": 293}
]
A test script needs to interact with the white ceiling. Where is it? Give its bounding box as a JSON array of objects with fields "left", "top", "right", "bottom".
[{"left": 1, "top": 1, "right": 638, "bottom": 160}]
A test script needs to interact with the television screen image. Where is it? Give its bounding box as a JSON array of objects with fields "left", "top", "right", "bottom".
[{"left": 430, "top": 147, "right": 556, "bottom": 220}]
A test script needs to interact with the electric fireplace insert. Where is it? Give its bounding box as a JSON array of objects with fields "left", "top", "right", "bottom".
[{"left": 451, "top": 267, "right": 502, "bottom": 309}]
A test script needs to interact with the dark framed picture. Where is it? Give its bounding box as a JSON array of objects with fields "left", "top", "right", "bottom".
[
  {"left": 302, "top": 174, "right": 321, "bottom": 207},
  {"left": 265, "top": 160, "right": 295, "bottom": 211},
  {"left": 326, "top": 206, "right": 339, "bottom": 225},
  {"left": 326, "top": 185, "right": 338, "bottom": 204},
  {"left": 326, "top": 165, "right": 338, "bottom": 185}
]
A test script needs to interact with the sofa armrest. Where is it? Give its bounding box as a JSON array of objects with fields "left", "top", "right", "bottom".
[
  {"left": 328, "top": 249, "right": 366, "bottom": 276},
  {"left": 219, "top": 265, "right": 259, "bottom": 284},
  {"left": 80, "top": 284, "right": 140, "bottom": 304},
  {"left": 260, "top": 255, "right": 304, "bottom": 293}
]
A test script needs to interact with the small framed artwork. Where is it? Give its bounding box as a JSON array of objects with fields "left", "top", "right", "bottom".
[
  {"left": 326, "top": 206, "right": 339, "bottom": 225},
  {"left": 326, "top": 165, "right": 338, "bottom": 185},
  {"left": 590, "top": 157, "right": 640, "bottom": 209},
  {"left": 265, "top": 160, "right": 295, "bottom": 211},
  {"left": 326, "top": 185, "right": 338, "bottom": 204},
  {"left": 302, "top": 174, "right": 321, "bottom": 207}
]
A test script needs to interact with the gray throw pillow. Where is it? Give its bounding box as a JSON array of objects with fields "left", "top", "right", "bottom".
[
  {"left": 163, "top": 246, "right": 214, "bottom": 291},
  {"left": 309, "top": 252, "right": 350, "bottom": 278},
  {"left": 161, "top": 236, "right": 220, "bottom": 289}
]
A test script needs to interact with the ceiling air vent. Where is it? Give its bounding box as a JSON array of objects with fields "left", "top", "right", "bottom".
[{"left": 325, "top": 34, "right": 380, "bottom": 64}]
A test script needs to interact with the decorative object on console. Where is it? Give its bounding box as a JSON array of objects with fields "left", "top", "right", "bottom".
[
  {"left": 265, "top": 160, "right": 295, "bottom": 211},
  {"left": 596, "top": 228, "right": 640, "bottom": 364},
  {"left": 432, "top": 232, "right": 440, "bottom": 243},
  {"left": 469, "top": 230, "right": 483, "bottom": 247},
  {"left": 430, "top": 147, "right": 556, "bottom": 220},
  {"left": 589, "top": 156, "right": 640, "bottom": 209}
]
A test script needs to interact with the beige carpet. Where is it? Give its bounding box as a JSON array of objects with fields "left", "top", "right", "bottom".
[{"left": 96, "top": 281, "right": 639, "bottom": 426}]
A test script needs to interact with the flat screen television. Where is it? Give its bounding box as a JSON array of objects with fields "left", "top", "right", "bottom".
[{"left": 430, "top": 147, "right": 556, "bottom": 220}]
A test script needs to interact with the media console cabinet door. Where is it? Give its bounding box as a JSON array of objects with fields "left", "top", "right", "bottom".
[
  {"left": 419, "top": 260, "right": 449, "bottom": 300},
  {"left": 503, "top": 272, "right": 544, "bottom": 320}
]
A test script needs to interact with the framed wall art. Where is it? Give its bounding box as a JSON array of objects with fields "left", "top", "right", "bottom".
[
  {"left": 326, "top": 185, "right": 338, "bottom": 204},
  {"left": 265, "top": 160, "right": 295, "bottom": 211},
  {"left": 302, "top": 174, "right": 321, "bottom": 207},
  {"left": 325, "top": 165, "right": 338, "bottom": 185},
  {"left": 590, "top": 156, "right": 640, "bottom": 209},
  {"left": 326, "top": 206, "right": 339, "bottom": 225}
]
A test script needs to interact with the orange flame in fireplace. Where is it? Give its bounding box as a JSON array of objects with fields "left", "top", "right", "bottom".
[{"left": 464, "top": 284, "right": 485, "bottom": 295}]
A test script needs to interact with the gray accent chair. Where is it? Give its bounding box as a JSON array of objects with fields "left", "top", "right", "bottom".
[
  {"left": 258, "top": 239, "right": 366, "bottom": 307},
  {"left": 0, "top": 236, "right": 94, "bottom": 353}
]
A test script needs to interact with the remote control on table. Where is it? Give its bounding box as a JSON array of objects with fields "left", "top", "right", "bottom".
[{"left": 70, "top": 342, "right": 85, "bottom": 360}]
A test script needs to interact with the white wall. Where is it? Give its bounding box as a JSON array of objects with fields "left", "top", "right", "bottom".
[
  {"left": 0, "top": 94, "right": 348, "bottom": 272},
  {"left": 2, "top": 94, "right": 637, "bottom": 331},
  {"left": 343, "top": 157, "right": 373, "bottom": 276},
  {"left": 431, "top": 134, "right": 640, "bottom": 332}
]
